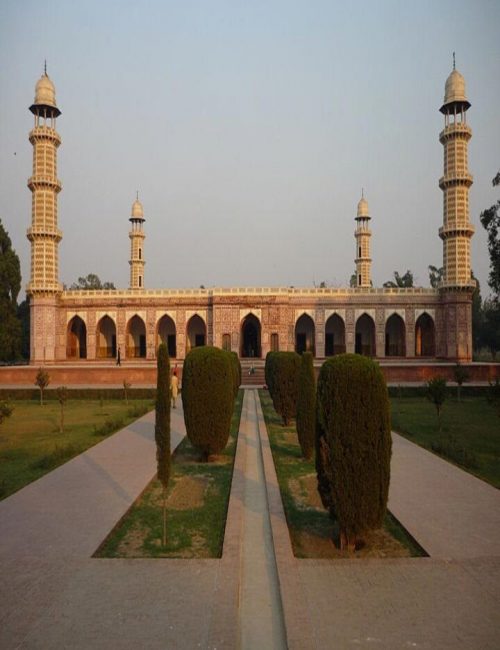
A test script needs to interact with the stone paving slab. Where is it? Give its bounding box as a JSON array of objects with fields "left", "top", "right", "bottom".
[
  {"left": 389, "top": 432, "right": 500, "bottom": 559},
  {"left": 297, "top": 557, "right": 500, "bottom": 650}
]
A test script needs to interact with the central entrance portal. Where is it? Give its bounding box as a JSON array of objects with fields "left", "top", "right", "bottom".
[{"left": 241, "top": 314, "right": 261, "bottom": 358}]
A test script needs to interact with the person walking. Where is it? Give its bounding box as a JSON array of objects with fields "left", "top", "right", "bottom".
[
  {"left": 116, "top": 346, "right": 121, "bottom": 366},
  {"left": 170, "top": 371, "right": 179, "bottom": 409}
]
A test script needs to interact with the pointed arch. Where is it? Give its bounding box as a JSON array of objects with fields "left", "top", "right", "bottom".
[
  {"left": 295, "top": 313, "right": 315, "bottom": 355},
  {"left": 67, "top": 315, "right": 87, "bottom": 359},
  {"left": 325, "top": 313, "right": 346, "bottom": 356},
  {"left": 355, "top": 313, "right": 376, "bottom": 356},
  {"left": 385, "top": 313, "right": 406, "bottom": 357},
  {"left": 241, "top": 313, "right": 261, "bottom": 358},
  {"left": 157, "top": 314, "right": 177, "bottom": 358},
  {"left": 96, "top": 315, "right": 116, "bottom": 358},
  {"left": 186, "top": 314, "right": 206, "bottom": 353},
  {"left": 126, "top": 314, "right": 146, "bottom": 358},
  {"left": 415, "top": 312, "right": 435, "bottom": 357}
]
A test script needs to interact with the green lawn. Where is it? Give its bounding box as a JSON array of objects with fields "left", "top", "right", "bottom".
[
  {"left": 391, "top": 397, "right": 500, "bottom": 488},
  {"left": 0, "top": 399, "right": 153, "bottom": 500},
  {"left": 95, "top": 390, "right": 244, "bottom": 558},
  {"left": 259, "top": 390, "right": 425, "bottom": 558}
]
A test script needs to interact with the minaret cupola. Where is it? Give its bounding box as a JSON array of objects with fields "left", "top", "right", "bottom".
[
  {"left": 354, "top": 191, "right": 372, "bottom": 288},
  {"left": 129, "top": 193, "right": 146, "bottom": 289}
]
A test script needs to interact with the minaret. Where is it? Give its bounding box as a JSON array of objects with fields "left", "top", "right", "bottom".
[
  {"left": 439, "top": 55, "right": 474, "bottom": 289},
  {"left": 129, "top": 194, "right": 145, "bottom": 289},
  {"left": 26, "top": 64, "right": 63, "bottom": 295},
  {"left": 355, "top": 191, "right": 372, "bottom": 288}
]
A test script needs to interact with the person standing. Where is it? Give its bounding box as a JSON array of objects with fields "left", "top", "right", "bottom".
[
  {"left": 116, "top": 346, "right": 121, "bottom": 366},
  {"left": 170, "top": 371, "right": 179, "bottom": 409}
]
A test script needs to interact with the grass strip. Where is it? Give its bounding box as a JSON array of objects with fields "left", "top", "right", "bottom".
[
  {"left": 95, "top": 390, "right": 244, "bottom": 558},
  {"left": 0, "top": 399, "right": 153, "bottom": 500},
  {"left": 259, "top": 389, "right": 426, "bottom": 558},
  {"left": 391, "top": 397, "right": 500, "bottom": 488}
]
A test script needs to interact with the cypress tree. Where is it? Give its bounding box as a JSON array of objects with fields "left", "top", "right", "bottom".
[
  {"left": 316, "top": 354, "right": 391, "bottom": 551},
  {"left": 296, "top": 351, "right": 316, "bottom": 459},
  {"left": 0, "top": 219, "right": 22, "bottom": 362},
  {"left": 269, "top": 351, "right": 301, "bottom": 425},
  {"left": 155, "top": 343, "right": 170, "bottom": 546},
  {"left": 182, "top": 346, "right": 233, "bottom": 460}
]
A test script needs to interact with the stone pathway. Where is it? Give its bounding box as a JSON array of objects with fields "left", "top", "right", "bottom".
[{"left": 1, "top": 389, "right": 499, "bottom": 649}]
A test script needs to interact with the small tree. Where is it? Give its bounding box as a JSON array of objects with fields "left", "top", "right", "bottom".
[
  {"left": 426, "top": 377, "right": 447, "bottom": 431},
  {"left": 0, "top": 401, "right": 13, "bottom": 426},
  {"left": 182, "top": 346, "right": 234, "bottom": 461},
  {"left": 155, "top": 343, "right": 170, "bottom": 546},
  {"left": 486, "top": 378, "right": 500, "bottom": 418},
  {"left": 315, "top": 354, "right": 391, "bottom": 551},
  {"left": 123, "top": 379, "right": 131, "bottom": 403},
  {"left": 296, "top": 352, "right": 316, "bottom": 460},
  {"left": 35, "top": 368, "right": 50, "bottom": 406},
  {"left": 56, "top": 386, "right": 68, "bottom": 433},
  {"left": 453, "top": 363, "right": 470, "bottom": 402}
]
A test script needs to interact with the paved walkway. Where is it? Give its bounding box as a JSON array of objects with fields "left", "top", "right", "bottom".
[{"left": 1, "top": 389, "right": 499, "bottom": 649}]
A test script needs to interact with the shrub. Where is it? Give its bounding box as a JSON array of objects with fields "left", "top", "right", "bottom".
[
  {"left": 315, "top": 354, "right": 391, "bottom": 551},
  {"left": 226, "top": 351, "right": 241, "bottom": 399},
  {"left": 453, "top": 363, "right": 470, "bottom": 401},
  {"left": 296, "top": 352, "right": 315, "bottom": 459},
  {"left": 0, "top": 400, "right": 13, "bottom": 426},
  {"left": 155, "top": 343, "right": 170, "bottom": 545},
  {"left": 56, "top": 386, "right": 68, "bottom": 433},
  {"left": 123, "top": 379, "right": 131, "bottom": 403},
  {"left": 182, "top": 346, "right": 234, "bottom": 460},
  {"left": 486, "top": 378, "right": 500, "bottom": 417},
  {"left": 267, "top": 351, "right": 301, "bottom": 425},
  {"left": 265, "top": 352, "right": 276, "bottom": 396},
  {"left": 35, "top": 368, "right": 50, "bottom": 405},
  {"left": 426, "top": 377, "right": 447, "bottom": 431}
]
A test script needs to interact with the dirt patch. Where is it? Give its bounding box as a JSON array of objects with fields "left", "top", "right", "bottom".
[
  {"left": 294, "top": 526, "right": 412, "bottom": 559},
  {"left": 288, "top": 475, "right": 411, "bottom": 559},
  {"left": 289, "top": 474, "right": 323, "bottom": 510},
  {"left": 167, "top": 475, "right": 211, "bottom": 510}
]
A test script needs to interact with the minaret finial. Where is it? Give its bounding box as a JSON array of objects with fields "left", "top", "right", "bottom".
[
  {"left": 44, "top": 59, "right": 47, "bottom": 75},
  {"left": 453, "top": 52, "right": 455, "bottom": 70},
  {"left": 362, "top": 187, "right": 364, "bottom": 199},
  {"left": 136, "top": 190, "right": 139, "bottom": 200}
]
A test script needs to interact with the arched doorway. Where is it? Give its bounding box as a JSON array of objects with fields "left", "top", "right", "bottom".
[
  {"left": 295, "top": 314, "right": 315, "bottom": 355},
  {"left": 67, "top": 316, "right": 87, "bottom": 359},
  {"left": 241, "top": 314, "right": 261, "bottom": 358},
  {"left": 355, "top": 313, "right": 376, "bottom": 356},
  {"left": 325, "top": 314, "right": 346, "bottom": 356},
  {"left": 186, "top": 314, "right": 206, "bottom": 352},
  {"left": 385, "top": 314, "right": 406, "bottom": 357},
  {"left": 96, "top": 315, "right": 116, "bottom": 358},
  {"left": 415, "top": 313, "right": 435, "bottom": 356},
  {"left": 126, "top": 315, "right": 146, "bottom": 358},
  {"left": 157, "top": 315, "right": 176, "bottom": 358}
]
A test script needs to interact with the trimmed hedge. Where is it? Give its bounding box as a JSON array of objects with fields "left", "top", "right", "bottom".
[
  {"left": 182, "top": 346, "right": 234, "bottom": 460},
  {"left": 315, "top": 353, "right": 391, "bottom": 551},
  {"left": 296, "top": 351, "right": 316, "bottom": 460},
  {"left": 226, "top": 351, "right": 242, "bottom": 399},
  {"left": 265, "top": 351, "right": 301, "bottom": 425}
]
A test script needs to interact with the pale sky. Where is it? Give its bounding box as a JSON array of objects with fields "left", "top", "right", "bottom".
[{"left": 1, "top": 0, "right": 499, "bottom": 297}]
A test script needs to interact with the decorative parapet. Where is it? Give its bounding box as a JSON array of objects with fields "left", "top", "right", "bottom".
[{"left": 61, "top": 286, "right": 440, "bottom": 300}]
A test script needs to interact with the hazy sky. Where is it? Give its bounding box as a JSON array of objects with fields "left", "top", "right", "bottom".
[{"left": 1, "top": 0, "right": 499, "bottom": 297}]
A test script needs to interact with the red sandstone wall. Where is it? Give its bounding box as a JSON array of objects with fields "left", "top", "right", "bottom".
[{"left": 0, "top": 361, "right": 498, "bottom": 387}]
